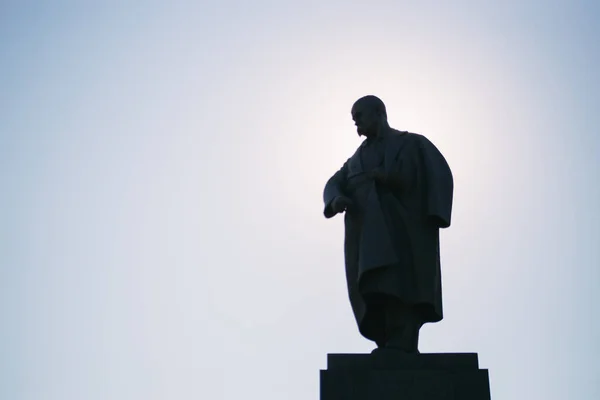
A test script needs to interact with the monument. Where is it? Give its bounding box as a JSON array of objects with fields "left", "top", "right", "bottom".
[{"left": 320, "top": 96, "right": 491, "bottom": 399}]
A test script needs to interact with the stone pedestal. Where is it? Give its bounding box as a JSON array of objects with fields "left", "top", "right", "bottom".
[{"left": 320, "top": 352, "right": 491, "bottom": 400}]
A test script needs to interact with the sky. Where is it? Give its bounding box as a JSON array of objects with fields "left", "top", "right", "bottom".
[{"left": 1, "top": 1, "right": 599, "bottom": 399}]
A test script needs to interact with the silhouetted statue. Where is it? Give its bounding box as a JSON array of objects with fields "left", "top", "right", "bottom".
[{"left": 323, "top": 95, "right": 453, "bottom": 353}]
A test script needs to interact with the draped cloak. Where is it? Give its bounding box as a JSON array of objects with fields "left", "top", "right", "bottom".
[{"left": 323, "top": 131, "right": 453, "bottom": 342}]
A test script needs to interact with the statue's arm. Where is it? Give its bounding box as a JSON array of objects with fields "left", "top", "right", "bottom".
[
  {"left": 323, "top": 160, "right": 349, "bottom": 218},
  {"left": 419, "top": 138, "right": 454, "bottom": 228}
]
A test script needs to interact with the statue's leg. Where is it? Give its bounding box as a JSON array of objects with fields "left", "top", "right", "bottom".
[
  {"left": 362, "top": 293, "right": 388, "bottom": 348},
  {"left": 383, "top": 297, "right": 422, "bottom": 353}
]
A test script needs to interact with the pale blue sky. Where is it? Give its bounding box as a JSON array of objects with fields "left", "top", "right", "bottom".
[{"left": 1, "top": 1, "right": 599, "bottom": 399}]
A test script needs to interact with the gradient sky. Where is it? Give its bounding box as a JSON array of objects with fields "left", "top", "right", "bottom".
[{"left": 2, "top": 1, "right": 599, "bottom": 399}]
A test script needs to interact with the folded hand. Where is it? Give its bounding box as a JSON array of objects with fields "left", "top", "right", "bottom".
[
  {"left": 369, "top": 171, "right": 402, "bottom": 188},
  {"left": 369, "top": 171, "right": 388, "bottom": 183},
  {"left": 331, "top": 196, "right": 353, "bottom": 214}
]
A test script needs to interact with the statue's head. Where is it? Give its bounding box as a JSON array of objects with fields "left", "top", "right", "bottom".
[{"left": 351, "top": 95, "right": 388, "bottom": 137}]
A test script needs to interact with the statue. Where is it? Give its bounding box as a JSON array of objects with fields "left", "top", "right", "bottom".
[{"left": 323, "top": 95, "right": 454, "bottom": 354}]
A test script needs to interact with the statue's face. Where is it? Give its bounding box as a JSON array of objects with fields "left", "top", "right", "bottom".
[{"left": 351, "top": 102, "right": 379, "bottom": 137}]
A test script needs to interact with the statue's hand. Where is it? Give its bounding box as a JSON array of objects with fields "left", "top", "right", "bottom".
[
  {"left": 370, "top": 171, "right": 402, "bottom": 189},
  {"left": 369, "top": 171, "right": 387, "bottom": 183},
  {"left": 331, "top": 196, "right": 353, "bottom": 214}
]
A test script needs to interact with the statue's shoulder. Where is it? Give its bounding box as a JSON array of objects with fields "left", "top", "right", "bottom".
[{"left": 391, "top": 130, "right": 426, "bottom": 145}]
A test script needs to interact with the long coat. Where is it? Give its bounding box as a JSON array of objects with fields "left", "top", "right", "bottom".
[{"left": 323, "top": 131, "right": 453, "bottom": 339}]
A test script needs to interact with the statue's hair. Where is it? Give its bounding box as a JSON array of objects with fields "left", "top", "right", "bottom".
[{"left": 354, "top": 95, "right": 387, "bottom": 119}]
